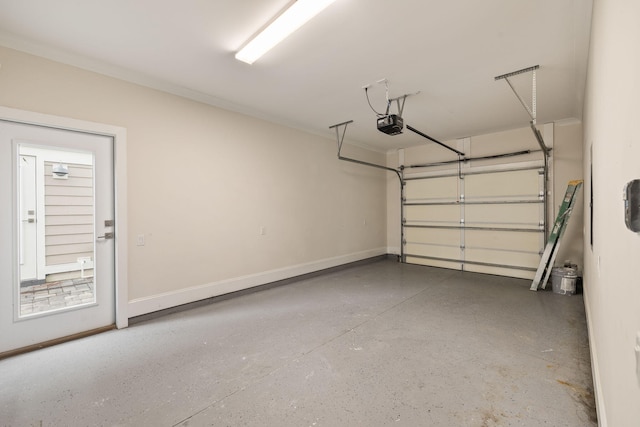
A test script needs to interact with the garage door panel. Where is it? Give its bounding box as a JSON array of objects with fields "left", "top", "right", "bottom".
[
  {"left": 405, "top": 227, "right": 460, "bottom": 245},
  {"left": 464, "top": 264, "right": 535, "bottom": 280},
  {"left": 465, "top": 230, "right": 540, "bottom": 251},
  {"left": 465, "top": 248, "right": 540, "bottom": 270},
  {"left": 405, "top": 227, "right": 460, "bottom": 259},
  {"left": 405, "top": 205, "right": 460, "bottom": 224},
  {"left": 406, "top": 256, "right": 461, "bottom": 270},
  {"left": 465, "top": 204, "right": 540, "bottom": 227},
  {"left": 405, "top": 176, "right": 458, "bottom": 201},
  {"left": 405, "top": 242, "right": 460, "bottom": 259},
  {"left": 465, "top": 169, "right": 540, "bottom": 199}
]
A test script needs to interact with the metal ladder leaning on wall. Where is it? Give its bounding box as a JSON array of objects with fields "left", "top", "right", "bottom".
[{"left": 531, "top": 180, "right": 584, "bottom": 291}]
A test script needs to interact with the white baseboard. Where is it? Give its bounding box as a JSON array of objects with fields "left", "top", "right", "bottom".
[
  {"left": 127, "top": 248, "right": 387, "bottom": 318},
  {"left": 583, "top": 286, "right": 608, "bottom": 426}
]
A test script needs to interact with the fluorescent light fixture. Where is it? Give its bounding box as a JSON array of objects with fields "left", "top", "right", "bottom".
[{"left": 235, "top": 0, "right": 338, "bottom": 64}]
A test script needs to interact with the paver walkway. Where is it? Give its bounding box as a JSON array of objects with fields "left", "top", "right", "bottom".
[{"left": 20, "top": 278, "right": 95, "bottom": 316}]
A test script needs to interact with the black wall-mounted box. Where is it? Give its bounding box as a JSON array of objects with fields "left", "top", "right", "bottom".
[{"left": 624, "top": 179, "right": 640, "bottom": 232}]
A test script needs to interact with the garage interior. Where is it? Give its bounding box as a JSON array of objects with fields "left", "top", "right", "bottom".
[{"left": 0, "top": 0, "right": 639, "bottom": 426}]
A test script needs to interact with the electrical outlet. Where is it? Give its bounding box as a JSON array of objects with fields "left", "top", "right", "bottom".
[
  {"left": 137, "top": 234, "right": 145, "bottom": 246},
  {"left": 260, "top": 226, "right": 266, "bottom": 236}
]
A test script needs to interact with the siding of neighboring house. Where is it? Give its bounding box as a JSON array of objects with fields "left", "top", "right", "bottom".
[{"left": 44, "top": 162, "right": 94, "bottom": 277}]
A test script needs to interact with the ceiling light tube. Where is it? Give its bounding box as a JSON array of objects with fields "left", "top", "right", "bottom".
[{"left": 235, "top": 0, "right": 338, "bottom": 64}]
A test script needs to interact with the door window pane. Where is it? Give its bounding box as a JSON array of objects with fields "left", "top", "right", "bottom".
[{"left": 18, "top": 146, "right": 96, "bottom": 317}]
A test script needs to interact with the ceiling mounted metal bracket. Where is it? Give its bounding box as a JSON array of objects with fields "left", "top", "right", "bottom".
[
  {"left": 387, "top": 92, "right": 419, "bottom": 117},
  {"left": 329, "top": 120, "right": 403, "bottom": 183},
  {"left": 364, "top": 78, "right": 419, "bottom": 118},
  {"left": 495, "top": 65, "right": 550, "bottom": 155},
  {"left": 329, "top": 120, "right": 353, "bottom": 155},
  {"left": 495, "top": 65, "right": 540, "bottom": 123}
]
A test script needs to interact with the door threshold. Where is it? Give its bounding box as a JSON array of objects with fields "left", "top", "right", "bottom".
[{"left": 0, "top": 324, "right": 116, "bottom": 360}]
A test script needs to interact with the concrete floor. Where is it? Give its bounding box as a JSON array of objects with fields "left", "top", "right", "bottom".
[{"left": 0, "top": 260, "right": 596, "bottom": 426}]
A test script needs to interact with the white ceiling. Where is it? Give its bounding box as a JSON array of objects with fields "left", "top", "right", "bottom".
[{"left": 0, "top": 0, "right": 593, "bottom": 152}]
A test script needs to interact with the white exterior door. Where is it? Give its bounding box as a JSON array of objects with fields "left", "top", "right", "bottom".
[{"left": 0, "top": 120, "right": 116, "bottom": 354}]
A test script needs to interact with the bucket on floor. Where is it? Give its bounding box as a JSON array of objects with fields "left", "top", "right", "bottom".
[{"left": 551, "top": 267, "right": 578, "bottom": 295}]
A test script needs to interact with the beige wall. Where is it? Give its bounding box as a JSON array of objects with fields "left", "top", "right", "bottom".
[
  {"left": 0, "top": 46, "right": 387, "bottom": 303},
  {"left": 582, "top": 0, "right": 640, "bottom": 424}
]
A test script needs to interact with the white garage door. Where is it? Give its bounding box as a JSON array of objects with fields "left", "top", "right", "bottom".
[{"left": 403, "top": 163, "right": 546, "bottom": 279}]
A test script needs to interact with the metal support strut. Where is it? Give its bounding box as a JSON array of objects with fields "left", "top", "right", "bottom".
[
  {"left": 329, "top": 120, "right": 405, "bottom": 261},
  {"left": 387, "top": 94, "right": 408, "bottom": 117},
  {"left": 495, "top": 64, "right": 551, "bottom": 239},
  {"left": 495, "top": 65, "right": 550, "bottom": 155},
  {"left": 329, "top": 120, "right": 403, "bottom": 183},
  {"left": 406, "top": 125, "right": 465, "bottom": 157}
]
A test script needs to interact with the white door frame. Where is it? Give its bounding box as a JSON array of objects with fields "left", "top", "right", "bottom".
[
  {"left": 1, "top": 106, "right": 128, "bottom": 329},
  {"left": 18, "top": 154, "right": 37, "bottom": 281}
]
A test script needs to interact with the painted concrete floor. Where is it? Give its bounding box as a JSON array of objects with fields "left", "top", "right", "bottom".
[{"left": 0, "top": 260, "right": 596, "bottom": 426}]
